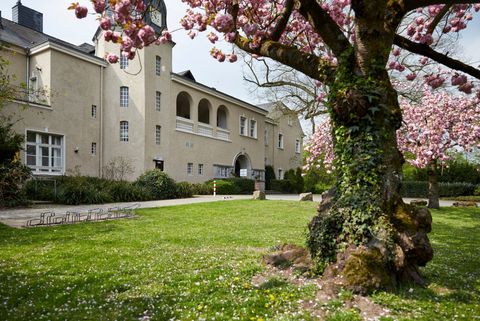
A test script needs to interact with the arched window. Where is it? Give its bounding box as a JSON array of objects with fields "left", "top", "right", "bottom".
[
  {"left": 198, "top": 98, "right": 211, "bottom": 124},
  {"left": 120, "top": 121, "right": 129, "bottom": 142},
  {"left": 176, "top": 92, "right": 192, "bottom": 119},
  {"left": 217, "top": 105, "right": 228, "bottom": 129}
]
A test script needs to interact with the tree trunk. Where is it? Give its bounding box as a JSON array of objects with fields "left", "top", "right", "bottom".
[
  {"left": 306, "top": 2, "right": 433, "bottom": 293},
  {"left": 427, "top": 161, "right": 440, "bottom": 209}
]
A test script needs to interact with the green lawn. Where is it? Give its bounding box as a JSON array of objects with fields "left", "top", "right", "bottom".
[{"left": 0, "top": 201, "right": 478, "bottom": 320}]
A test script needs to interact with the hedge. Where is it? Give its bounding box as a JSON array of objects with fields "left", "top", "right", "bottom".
[{"left": 401, "top": 181, "right": 476, "bottom": 198}]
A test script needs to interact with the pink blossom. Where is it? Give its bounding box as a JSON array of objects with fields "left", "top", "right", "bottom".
[
  {"left": 106, "top": 53, "right": 119, "bottom": 64},
  {"left": 75, "top": 6, "right": 88, "bottom": 19}
]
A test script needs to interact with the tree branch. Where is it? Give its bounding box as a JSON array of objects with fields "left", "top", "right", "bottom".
[
  {"left": 426, "top": 4, "right": 452, "bottom": 34},
  {"left": 296, "top": 0, "right": 352, "bottom": 57},
  {"left": 394, "top": 34, "right": 480, "bottom": 80},
  {"left": 270, "top": 0, "right": 295, "bottom": 41},
  {"left": 235, "top": 36, "right": 336, "bottom": 83}
]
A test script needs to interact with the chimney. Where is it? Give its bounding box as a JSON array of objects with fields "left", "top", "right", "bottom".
[{"left": 12, "top": 1, "right": 43, "bottom": 33}]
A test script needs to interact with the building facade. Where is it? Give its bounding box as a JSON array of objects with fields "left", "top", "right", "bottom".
[{"left": 0, "top": 1, "right": 304, "bottom": 183}]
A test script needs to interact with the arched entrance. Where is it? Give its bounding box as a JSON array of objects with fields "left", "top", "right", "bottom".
[{"left": 234, "top": 153, "right": 251, "bottom": 178}]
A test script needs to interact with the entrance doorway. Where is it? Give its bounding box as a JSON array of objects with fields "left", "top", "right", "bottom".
[{"left": 234, "top": 153, "right": 251, "bottom": 177}]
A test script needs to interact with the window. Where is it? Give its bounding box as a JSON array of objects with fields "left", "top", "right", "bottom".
[
  {"left": 240, "top": 116, "right": 247, "bottom": 136},
  {"left": 295, "top": 139, "right": 301, "bottom": 153},
  {"left": 214, "top": 165, "right": 232, "bottom": 178},
  {"left": 155, "top": 91, "right": 161, "bottom": 111},
  {"left": 26, "top": 131, "right": 63, "bottom": 174},
  {"left": 198, "top": 164, "right": 204, "bottom": 175},
  {"left": 187, "top": 162, "right": 193, "bottom": 175},
  {"left": 288, "top": 115, "right": 293, "bottom": 126},
  {"left": 278, "top": 169, "right": 284, "bottom": 180},
  {"left": 278, "top": 133, "right": 284, "bottom": 149},
  {"left": 264, "top": 128, "right": 268, "bottom": 146},
  {"left": 120, "top": 55, "right": 128, "bottom": 69},
  {"left": 155, "top": 125, "right": 161, "bottom": 145},
  {"left": 91, "top": 142, "right": 97, "bottom": 155},
  {"left": 249, "top": 119, "right": 257, "bottom": 138},
  {"left": 120, "top": 86, "right": 129, "bottom": 107},
  {"left": 91, "top": 105, "right": 97, "bottom": 118},
  {"left": 120, "top": 121, "right": 129, "bottom": 142},
  {"left": 155, "top": 56, "right": 161, "bottom": 75}
]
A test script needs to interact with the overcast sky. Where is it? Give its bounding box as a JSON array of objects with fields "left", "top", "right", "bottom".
[{"left": 1, "top": 0, "right": 479, "bottom": 106}]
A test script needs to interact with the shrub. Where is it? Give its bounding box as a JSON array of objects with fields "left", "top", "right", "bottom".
[
  {"left": 175, "top": 182, "right": 194, "bottom": 198},
  {"left": 205, "top": 178, "right": 254, "bottom": 195},
  {"left": 135, "top": 169, "right": 177, "bottom": 200},
  {"left": 401, "top": 181, "right": 476, "bottom": 198},
  {"left": 303, "top": 165, "right": 335, "bottom": 194},
  {"left": 474, "top": 185, "right": 480, "bottom": 196},
  {"left": 106, "top": 181, "right": 153, "bottom": 202},
  {"left": 191, "top": 183, "right": 212, "bottom": 195},
  {"left": 210, "top": 180, "right": 241, "bottom": 195},
  {"left": 265, "top": 165, "right": 276, "bottom": 190},
  {"left": 56, "top": 176, "right": 112, "bottom": 205},
  {"left": 270, "top": 179, "right": 295, "bottom": 193},
  {"left": 0, "top": 162, "right": 31, "bottom": 207}
]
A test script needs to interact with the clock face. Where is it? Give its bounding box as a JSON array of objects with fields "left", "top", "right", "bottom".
[{"left": 150, "top": 9, "right": 163, "bottom": 27}]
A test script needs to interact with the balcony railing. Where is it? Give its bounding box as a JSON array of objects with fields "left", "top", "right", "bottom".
[
  {"left": 216, "top": 128, "right": 230, "bottom": 141},
  {"left": 198, "top": 123, "right": 213, "bottom": 137},
  {"left": 176, "top": 117, "right": 194, "bottom": 132}
]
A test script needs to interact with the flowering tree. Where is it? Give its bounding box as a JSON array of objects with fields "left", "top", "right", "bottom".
[
  {"left": 398, "top": 89, "right": 480, "bottom": 208},
  {"left": 73, "top": 0, "right": 480, "bottom": 291},
  {"left": 307, "top": 88, "right": 480, "bottom": 208}
]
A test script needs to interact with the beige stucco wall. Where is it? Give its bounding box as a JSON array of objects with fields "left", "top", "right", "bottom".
[
  {"left": 265, "top": 105, "right": 304, "bottom": 178},
  {"left": 1, "top": 45, "right": 103, "bottom": 177},
  {"left": 166, "top": 77, "right": 268, "bottom": 183}
]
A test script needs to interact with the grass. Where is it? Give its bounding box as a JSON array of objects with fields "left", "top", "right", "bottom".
[{"left": 0, "top": 201, "right": 479, "bottom": 320}]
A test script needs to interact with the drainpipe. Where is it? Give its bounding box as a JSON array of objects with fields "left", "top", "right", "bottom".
[
  {"left": 25, "top": 48, "right": 30, "bottom": 99},
  {"left": 99, "top": 66, "right": 104, "bottom": 177}
]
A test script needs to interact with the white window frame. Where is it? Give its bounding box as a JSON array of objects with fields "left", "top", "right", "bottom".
[
  {"left": 239, "top": 116, "right": 247, "bottom": 136},
  {"left": 91, "top": 105, "right": 97, "bottom": 119},
  {"left": 187, "top": 162, "right": 193, "bottom": 175},
  {"left": 155, "top": 125, "right": 161, "bottom": 145},
  {"left": 249, "top": 119, "right": 257, "bottom": 138},
  {"left": 295, "top": 139, "right": 301, "bottom": 154},
  {"left": 155, "top": 56, "right": 161, "bottom": 76},
  {"left": 198, "top": 163, "right": 204, "bottom": 175},
  {"left": 120, "top": 121, "right": 129, "bottom": 142},
  {"left": 155, "top": 91, "right": 161, "bottom": 111},
  {"left": 120, "top": 55, "right": 128, "bottom": 70},
  {"left": 278, "top": 133, "right": 284, "bottom": 149},
  {"left": 91, "top": 142, "right": 97, "bottom": 155},
  {"left": 120, "top": 86, "right": 129, "bottom": 107},
  {"left": 25, "top": 130, "right": 64, "bottom": 175}
]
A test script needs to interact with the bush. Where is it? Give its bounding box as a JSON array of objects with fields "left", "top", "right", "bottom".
[
  {"left": 211, "top": 180, "right": 241, "bottom": 195},
  {"left": 106, "top": 181, "right": 152, "bottom": 202},
  {"left": 56, "top": 176, "right": 112, "bottom": 205},
  {"left": 191, "top": 183, "right": 212, "bottom": 195},
  {"left": 135, "top": 169, "right": 177, "bottom": 200},
  {"left": 0, "top": 162, "right": 31, "bottom": 207},
  {"left": 175, "top": 182, "right": 194, "bottom": 198},
  {"left": 265, "top": 165, "right": 276, "bottom": 190},
  {"left": 401, "top": 181, "right": 476, "bottom": 198},
  {"left": 403, "top": 156, "right": 480, "bottom": 184},
  {"left": 204, "top": 178, "right": 254, "bottom": 195},
  {"left": 303, "top": 165, "right": 335, "bottom": 194},
  {"left": 270, "top": 179, "right": 295, "bottom": 193}
]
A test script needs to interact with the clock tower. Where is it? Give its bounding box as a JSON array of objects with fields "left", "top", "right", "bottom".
[{"left": 145, "top": 0, "right": 167, "bottom": 34}]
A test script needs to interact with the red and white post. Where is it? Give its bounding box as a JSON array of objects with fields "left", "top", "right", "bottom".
[{"left": 213, "top": 178, "right": 216, "bottom": 197}]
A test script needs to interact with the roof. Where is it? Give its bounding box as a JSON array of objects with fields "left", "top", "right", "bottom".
[{"left": 0, "top": 16, "right": 103, "bottom": 63}]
